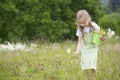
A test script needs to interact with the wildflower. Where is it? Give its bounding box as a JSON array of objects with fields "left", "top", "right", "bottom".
[
  {"left": 108, "top": 28, "right": 111, "bottom": 32},
  {"left": 0, "top": 42, "right": 37, "bottom": 51},
  {"left": 70, "top": 60, "right": 73, "bottom": 63},
  {"left": 116, "top": 36, "right": 119, "bottom": 39},
  {"left": 66, "top": 48, "right": 71, "bottom": 54},
  {"left": 100, "top": 35, "right": 106, "bottom": 41},
  {"left": 107, "top": 28, "right": 115, "bottom": 38},
  {"left": 100, "top": 29, "right": 106, "bottom": 35},
  {"left": 30, "top": 43, "right": 37, "bottom": 48}
]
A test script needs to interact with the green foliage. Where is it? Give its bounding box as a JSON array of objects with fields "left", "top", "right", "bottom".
[
  {"left": 70, "top": 0, "right": 105, "bottom": 22},
  {"left": 0, "top": 0, "right": 105, "bottom": 42},
  {"left": 98, "top": 12, "right": 120, "bottom": 33}
]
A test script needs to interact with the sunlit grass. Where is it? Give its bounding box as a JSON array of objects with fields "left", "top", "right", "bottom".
[{"left": 0, "top": 38, "right": 120, "bottom": 80}]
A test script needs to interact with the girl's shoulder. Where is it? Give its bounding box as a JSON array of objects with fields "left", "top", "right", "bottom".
[
  {"left": 91, "top": 21, "right": 98, "bottom": 26},
  {"left": 91, "top": 21, "right": 100, "bottom": 31}
]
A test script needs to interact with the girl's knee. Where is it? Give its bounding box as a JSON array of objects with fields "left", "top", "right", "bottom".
[{"left": 91, "top": 69, "right": 96, "bottom": 73}]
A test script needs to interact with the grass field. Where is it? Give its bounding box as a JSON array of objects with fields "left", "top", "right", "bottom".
[{"left": 0, "top": 37, "right": 120, "bottom": 80}]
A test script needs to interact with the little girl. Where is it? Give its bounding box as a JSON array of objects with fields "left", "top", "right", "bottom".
[{"left": 74, "top": 10, "right": 100, "bottom": 80}]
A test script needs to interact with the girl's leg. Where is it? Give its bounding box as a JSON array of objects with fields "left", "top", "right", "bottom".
[
  {"left": 83, "top": 70, "right": 89, "bottom": 80},
  {"left": 91, "top": 69, "right": 96, "bottom": 80}
]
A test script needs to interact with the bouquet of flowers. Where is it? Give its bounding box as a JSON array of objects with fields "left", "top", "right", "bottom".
[
  {"left": 100, "top": 29, "right": 106, "bottom": 41},
  {"left": 92, "top": 28, "right": 106, "bottom": 44}
]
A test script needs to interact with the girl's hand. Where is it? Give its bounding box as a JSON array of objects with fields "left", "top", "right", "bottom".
[{"left": 74, "top": 51, "right": 79, "bottom": 57}]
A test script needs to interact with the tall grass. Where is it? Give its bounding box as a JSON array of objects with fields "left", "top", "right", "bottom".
[{"left": 0, "top": 38, "right": 120, "bottom": 80}]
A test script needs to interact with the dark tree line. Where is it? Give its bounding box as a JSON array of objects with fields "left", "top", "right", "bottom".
[
  {"left": 0, "top": 0, "right": 105, "bottom": 42},
  {"left": 110, "top": 0, "right": 120, "bottom": 11}
]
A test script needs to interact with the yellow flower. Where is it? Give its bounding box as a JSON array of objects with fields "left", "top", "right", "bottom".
[
  {"left": 66, "top": 48, "right": 71, "bottom": 54},
  {"left": 100, "top": 29, "right": 106, "bottom": 35}
]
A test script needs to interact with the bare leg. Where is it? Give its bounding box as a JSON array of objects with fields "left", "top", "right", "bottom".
[
  {"left": 91, "top": 69, "right": 96, "bottom": 80},
  {"left": 84, "top": 70, "right": 89, "bottom": 80}
]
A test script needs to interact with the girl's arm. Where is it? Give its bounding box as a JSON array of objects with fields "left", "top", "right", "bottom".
[
  {"left": 74, "top": 36, "right": 82, "bottom": 56},
  {"left": 91, "top": 22, "right": 100, "bottom": 32}
]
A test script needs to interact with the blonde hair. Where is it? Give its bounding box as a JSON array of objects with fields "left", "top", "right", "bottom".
[
  {"left": 76, "top": 10, "right": 94, "bottom": 37},
  {"left": 76, "top": 9, "right": 91, "bottom": 27}
]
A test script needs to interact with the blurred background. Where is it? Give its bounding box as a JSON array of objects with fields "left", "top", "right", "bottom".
[{"left": 0, "top": 0, "right": 119, "bottom": 42}]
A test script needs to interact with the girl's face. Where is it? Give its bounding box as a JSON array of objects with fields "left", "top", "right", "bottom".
[
  {"left": 80, "top": 22, "right": 89, "bottom": 27},
  {"left": 79, "top": 18, "right": 89, "bottom": 27}
]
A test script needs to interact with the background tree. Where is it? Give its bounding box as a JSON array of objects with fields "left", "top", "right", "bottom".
[
  {"left": 102, "top": 0, "right": 120, "bottom": 13},
  {"left": 0, "top": 0, "right": 105, "bottom": 42},
  {"left": 109, "top": 0, "right": 120, "bottom": 12}
]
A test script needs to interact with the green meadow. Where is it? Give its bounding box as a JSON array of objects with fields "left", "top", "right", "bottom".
[{"left": 0, "top": 38, "right": 120, "bottom": 80}]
